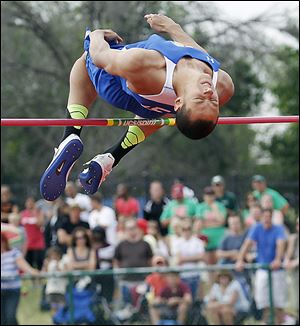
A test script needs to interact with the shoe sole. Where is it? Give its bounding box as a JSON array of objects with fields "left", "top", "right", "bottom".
[
  {"left": 79, "top": 161, "right": 103, "bottom": 194},
  {"left": 40, "top": 139, "right": 83, "bottom": 201}
]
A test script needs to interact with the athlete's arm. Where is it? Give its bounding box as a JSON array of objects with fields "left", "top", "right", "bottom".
[
  {"left": 89, "top": 29, "right": 147, "bottom": 78},
  {"left": 145, "top": 14, "right": 235, "bottom": 106}
]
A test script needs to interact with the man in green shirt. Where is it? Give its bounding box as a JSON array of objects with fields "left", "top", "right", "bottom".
[
  {"left": 211, "top": 175, "right": 239, "bottom": 216},
  {"left": 251, "top": 175, "right": 289, "bottom": 216},
  {"left": 160, "top": 183, "right": 197, "bottom": 235},
  {"left": 194, "top": 186, "right": 227, "bottom": 265}
]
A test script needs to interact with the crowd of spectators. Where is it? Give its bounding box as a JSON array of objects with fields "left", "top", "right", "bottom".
[{"left": 1, "top": 175, "right": 299, "bottom": 325}]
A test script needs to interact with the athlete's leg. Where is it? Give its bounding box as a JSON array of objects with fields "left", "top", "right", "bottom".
[
  {"left": 40, "top": 54, "right": 97, "bottom": 201},
  {"left": 79, "top": 121, "right": 163, "bottom": 194}
]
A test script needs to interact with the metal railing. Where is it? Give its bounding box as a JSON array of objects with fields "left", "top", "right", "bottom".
[{"left": 2, "top": 263, "right": 275, "bottom": 325}]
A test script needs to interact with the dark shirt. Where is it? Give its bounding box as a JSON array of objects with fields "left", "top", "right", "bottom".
[
  {"left": 159, "top": 281, "right": 191, "bottom": 299},
  {"left": 114, "top": 239, "right": 153, "bottom": 280},
  {"left": 216, "top": 191, "right": 238, "bottom": 213},
  {"left": 143, "top": 197, "right": 169, "bottom": 235},
  {"left": 219, "top": 231, "right": 248, "bottom": 264}
]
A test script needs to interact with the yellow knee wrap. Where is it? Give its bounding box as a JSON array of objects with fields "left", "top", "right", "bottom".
[{"left": 121, "top": 126, "right": 145, "bottom": 149}]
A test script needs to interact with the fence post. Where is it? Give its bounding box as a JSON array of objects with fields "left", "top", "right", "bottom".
[
  {"left": 267, "top": 266, "right": 275, "bottom": 324},
  {"left": 68, "top": 274, "right": 75, "bottom": 324}
]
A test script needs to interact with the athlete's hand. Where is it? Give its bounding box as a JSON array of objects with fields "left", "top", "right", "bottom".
[
  {"left": 90, "top": 29, "right": 123, "bottom": 44},
  {"left": 144, "top": 14, "right": 178, "bottom": 33}
]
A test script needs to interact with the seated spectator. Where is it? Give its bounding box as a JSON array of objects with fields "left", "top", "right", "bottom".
[
  {"left": 1, "top": 232, "right": 39, "bottom": 325},
  {"left": 144, "top": 181, "right": 169, "bottom": 236},
  {"left": 65, "top": 227, "right": 96, "bottom": 271},
  {"left": 20, "top": 196, "right": 45, "bottom": 270},
  {"left": 146, "top": 256, "right": 169, "bottom": 325},
  {"left": 154, "top": 271, "right": 192, "bottom": 325},
  {"left": 205, "top": 270, "right": 250, "bottom": 325},
  {"left": 260, "top": 194, "right": 284, "bottom": 226},
  {"left": 173, "top": 219, "right": 205, "bottom": 300},
  {"left": 1, "top": 185, "right": 18, "bottom": 223},
  {"left": 243, "top": 203, "right": 262, "bottom": 229},
  {"left": 43, "top": 247, "right": 68, "bottom": 314},
  {"left": 57, "top": 204, "right": 90, "bottom": 253},
  {"left": 251, "top": 175, "right": 289, "bottom": 216},
  {"left": 211, "top": 175, "right": 239, "bottom": 216},
  {"left": 194, "top": 186, "right": 227, "bottom": 265},
  {"left": 114, "top": 219, "right": 153, "bottom": 305},
  {"left": 144, "top": 220, "right": 170, "bottom": 259},
  {"left": 284, "top": 217, "right": 299, "bottom": 324},
  {"left": 1, "top": 213, "right": 27, "bottom": 254},
  {"left": 236, "top": 208, "right": 287, "bottom": 325},
  {"left": 241, "top": 192, "right": 259, "bottom": 222},
  {"left": 160, "top": 183, "right": 197, "bottom": 236},
  {"left": 89, "top": 193, "right": 117, "bottom": 245},
  {"left": 92, "top": 226, "right": 115, "bottom": 303},
  {"left": 65, "top": 181, "right": 92, "bottom": 222}
]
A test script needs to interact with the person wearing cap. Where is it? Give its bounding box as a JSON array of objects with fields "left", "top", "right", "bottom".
[
  {"left": 194, "top": 186, "right": 227, "bottom": 265},
  {"left": 251, "top": 175, "right": 289, "bottom": 216},
  {"left": 57, "top": 203, "right": 90, "bottom": 253},
  {"left": 211, "top": 175, "right": 238, "bottom": 216},
  {"left": 160, "top": 182, "right": 197, "bottom": 235}
]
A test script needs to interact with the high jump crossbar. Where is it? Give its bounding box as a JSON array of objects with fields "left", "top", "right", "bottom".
[{"left": 0, "top": 116, "right": 299, "bottom": 127}]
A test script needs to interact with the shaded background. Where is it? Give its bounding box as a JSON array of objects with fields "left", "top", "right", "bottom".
[{"left": 1, "top": 1, "right": 299, "bottom": 210}]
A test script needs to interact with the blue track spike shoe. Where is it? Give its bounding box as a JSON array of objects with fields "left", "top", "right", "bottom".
[
  {"left": 79, "top": 153, "right": 115, "bottom": 194},
  {"left": 40, "top": 134, "right": 83, "bottom": 201}
]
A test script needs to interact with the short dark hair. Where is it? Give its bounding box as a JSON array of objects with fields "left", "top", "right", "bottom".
[{"left": 176, "top": 105, "right": 217, "bottom": 140}]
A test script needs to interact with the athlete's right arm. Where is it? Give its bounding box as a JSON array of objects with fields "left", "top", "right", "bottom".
[{"left": 89, "top": 29, "right": 146, "bottom": 78}]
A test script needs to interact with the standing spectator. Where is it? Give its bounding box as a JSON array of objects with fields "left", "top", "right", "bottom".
[
  {"left": 173, "top": 219, "right": 205, "bottom": 300},
  {"left": 194, "top": 186, "right": 227, "bottom": 265},
  {"left": 211, "top": 175, "right": 239, "bottom": 216},
  {"left": 155, "top": 271, "right": 192, "bottom": 325},
  {"left": 160, "top": 183, "right": 197, "bottom": 235},
  {"left": 1, "top": 185, "right": 18, "bottom": 223},
  {"left": 166, "top": 217, "right": 184, "bottom": 265},
  {"left": 144, "top": 220, "right": 170, "bottom": 259},
  {"left": 92, "top": 226, "right": 116, "bottom": 303},
  {"left": 20, "top": 196, "right": 45, "bottom": 270},
  {"left": 284, "top": 218, "right": 299, "bottom": 323},
  {"left": 65, "top": 227, "right": 96, "bottom": 271},
  {"left": 1, "top": 232, "right": 39, "bottom": 325},
  {"left": 65, "top": 181, "right": 92, "bottom": 222},
  {"left": 43, "top": 247, "right": 68, "bottom": 314},
  {"left": 89, "top": 193, "right": 118, "bottom": 245},
  {"left": 260, "top": 194, "right": 284, "bottom": 226},
  {"left": 114, "top": 219, "right": 153, "bottom": 305},
  {"left": 57, "top": 204, "right": 90, "bottom": 253},
  {"left": 205, "top": 270, "right": 250, "bottom": 325},
  {"left": 251, "top": 175, "right": 289, "bottom": 216},
  {"left": 144, "top": 181, "right": 169, "bottom": 235},
  {"left": 1, "top": 213, "right": 27, "bottom": 254},
  {"left": 217, "top": 215, "right": 248, "bottom": 265},
  {"left": 241, "top": 193, "right": 259, "bottom": 224},
  {"left": 114, "top": 183, "right": 140, "bottom": 219},
  {"left": 236, "top": 208, "right": 287, "bottom": 325},
  {"left": 243, "top": 203, "right": 263, "bottom": 229}
]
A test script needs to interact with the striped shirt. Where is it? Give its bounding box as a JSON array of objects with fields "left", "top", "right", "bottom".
[{"left": 1, "top": 248, "right": 22, "bottom": 289}]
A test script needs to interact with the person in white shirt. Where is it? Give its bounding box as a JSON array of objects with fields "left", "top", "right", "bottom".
[
  {"left": 88, "top": 193, "right": 118, "bottom": 245},
  {"left": 64, "top": 181, "right": 92, "bottom": 222},
  {"left": 173, "top": 219, "right": 205, "bottom": 300}
]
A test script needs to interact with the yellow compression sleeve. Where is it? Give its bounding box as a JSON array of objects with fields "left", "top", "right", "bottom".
[
  {"left": 121, "top": 126, "right": 146, "bottom": 149},
  {"left": 67, "top": 104, "right": 89, "bottom": 129}
]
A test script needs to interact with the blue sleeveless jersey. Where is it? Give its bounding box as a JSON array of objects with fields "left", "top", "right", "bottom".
[{"left": 84, "top": 33, "right": 220, "bottom": 118}]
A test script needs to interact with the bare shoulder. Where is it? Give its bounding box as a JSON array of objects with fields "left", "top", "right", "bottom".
[{"left": 217, "top": 69, "right": 235, "bottom": 107}]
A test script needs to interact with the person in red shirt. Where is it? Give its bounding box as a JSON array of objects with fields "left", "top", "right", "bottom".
[
  {"left": 152, "top": 271, "right": 192, "bottom": 325},
  {"left": 20, "top": 197, "right": 45, "bottom": 270}
]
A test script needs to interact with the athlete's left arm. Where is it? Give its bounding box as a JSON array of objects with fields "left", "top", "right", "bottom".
[{"left": 145, "top": 14, "right": 235, "bottom": 107}]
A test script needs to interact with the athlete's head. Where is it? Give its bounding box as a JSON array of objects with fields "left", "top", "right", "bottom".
[{"left": 174, "top": 74, "right": 219, "bottom": 140}]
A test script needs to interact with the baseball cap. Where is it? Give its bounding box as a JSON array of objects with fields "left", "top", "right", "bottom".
[
  {"left": 252, "top": 175, "right": 266, "bottom": 182},
  {"left": 211, "top": 175, "right": 224, "bottom": 185}
]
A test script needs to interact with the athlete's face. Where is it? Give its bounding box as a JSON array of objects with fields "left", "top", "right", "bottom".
[{"left": 175, "top": 73, "right": 219, "bottom": 123}]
